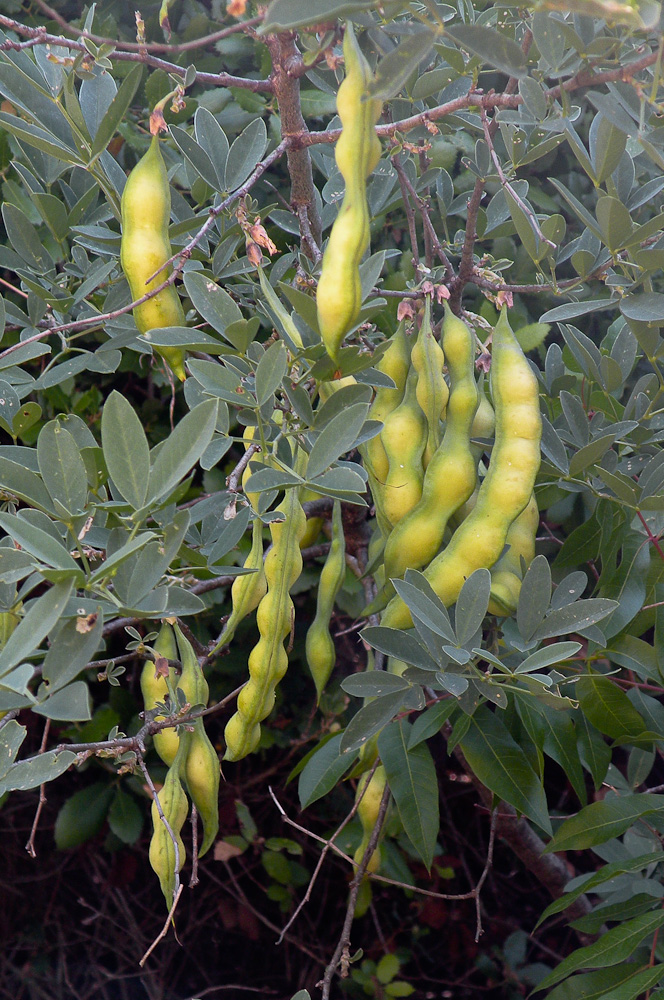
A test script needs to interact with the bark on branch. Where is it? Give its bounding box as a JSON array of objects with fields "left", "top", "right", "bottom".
[{"left": 265, "top": 32, "right": 323, "bottom": 255}]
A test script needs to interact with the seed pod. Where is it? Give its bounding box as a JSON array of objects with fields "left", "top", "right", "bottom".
[
  {"left": 380, "top": 369, "right": 427, "bottom": 527},
  {"left": 140, "top": 621, "right": 179, "bottom": 767},
  {"left": 172, "top": 624, "right": 220, "bottom": 856},
  {"left": 380, "top": 306, "right": 478, "bottom": 591},
  {"left": 361, "top": 322, "right": 412, "bottom": 486},
  {"left": 224, "top": 476, "right": 306, "bottom": 761},
  {"left": 216, "top": 517, "right": 267, "bottom": 650},
  {"left": 353, "top": 765, "right": 388, "bottom": 916},
  {"left": 120, "top": 136, "right": 187, "bottom": 381},
  {"left": 411, "top": 298, "right": 449, "bottom": 467},
  {"left": 305, "top": 500, "right": 346, "bottom": 701},
  {"left": 382, "top": 307, "right": 541, "bottom": 629},
  {"left": 316, "top": 23, "right": 382, "bottom": 361},
  {"left": 488, "top": 493, "right": 539, "bottom": 616},
  {"left": 148, "top": 731, "right": 191, "bottom": 910}
]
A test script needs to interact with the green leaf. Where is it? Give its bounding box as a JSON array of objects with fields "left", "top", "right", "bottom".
[
  {"left": 183, "top": 272, "right": 243, "bottom": 345},
  {"left": 620, "top": 293, "right": 664, "bottom": 325},
  {"left": 0, "top": 513, "right": 77, "bottom": 571},
  {"left": 2, "top": 202, "right": 53, "bottom": 274},
  {"left": 545, "top": 794, "right": 664, "bottom": 853},
  {"left": 537, "top": 852, "right": 664, "bottom": 925},
  {"left": 254, "top": 340, "right": 287, "bottom": 407},
  {"left": 444, "top": 23, "right": 527, "bottom": 77},
  {"left": 37, "top": 421, "right": 88, "bottom": 515},
  {"left": 538, "top": 704, "right": 587, "bottom": 805},
  {"left": 599, "top": 965, "right": 664, "bottom": 1000},
  {"left": 392, "top": 572, "right": 456, "bottom": 643},
  {"left": 42, "top": 614, "right": 102, "bottom": 693},
  {"left": 87, "top": 533, "right": 156, "bottom": 585},
  {"left": 298, "top": 733, "right": 358, "bottom": 809},
  {"left": 340, "top": 690, "right": 413, "bottom": 755},
  {"left": 0, "top": 580, "right": 73, "bottom": 677},
  {"left": 533, "top": 911, "right": 664, "bottom": 993},
  {"left": 370, "top": 30, "right": 437, "bottom": 102},
  {"left": 0, "top": 112, "right": 81, "bottom": 163},
  {"left": 34, "top": 680, "right": 92, "bottom": 721},
  {"left": 194, "top": 106, "right": 228, "bottom": 191},
  {"left": 341, "top": 672, "right": 411, "bottom": 698},
  {"left": 577, "top": 675, "right": 648, "bottom": 741},
  {"left": 90, "top": 63, "right": 143, "bottom": 161},
  {"left": 0, "top": 455, "right": 55, "bottom": 513},
  {"left": 408, "top": 701, "right": 456, "bottom": 749},
  {"left": 361, "top": 627, "right": 439, "bottom": 672},
  {"left": 517, "top": 555, "right": 551, "bottom": 641},
  {"left": 306, "top": 402, "right": 369, "bottom": 479},
  {"left": 378, "top": 720, "right": 439, "bottom": 870},
  {"left": 544, "top": 967, "right": 651, "bottom": 1000},
  {"left": 108, "top": 788, "right": 143, "bottom": 845},
  {"left": 225, "top": 118, "right": 268, "bottom": 191},
  {"left": 592, "top": 117, "right": 628, "bottom": 185},
  {"left": 596, "top": 196, "right": 633, "bottom": 252},
  {"left": 0, "top": 719, "right": 27, "bottom": 778},
  {"left": 569, "top": 432, "right": 616, "bottom": 477},
  {"left": 170, "top": 125, "right": 218, "bottom": 189},
  {"left": 101, "top": 390, "right": 150, "bottom": 509},
  {"left": 576, "top": 712, "right": 611, "bottom": 790},
  {"left": 459, "top": 706, "right": 552, "bottom": 833},
  {"left": 515, "top": 642, "right": 582, "bottom": 673},
  {"left": 147, "top": 400, "right": 217, "bottom": 502},
  {"left": 454, "top": 569, "right": 490, "bottom": 645},
  {"left": 532, "top": 600, "right": 618, "bottom": 642},
  {"left": 0, "top": 747, "right": 76, "bottom": 795},
  {"left": 54, "top": 783, "right": 114, "bottom": 849},
  {"left": 260, "top": 0, "right": 372, "bottom": 31}
]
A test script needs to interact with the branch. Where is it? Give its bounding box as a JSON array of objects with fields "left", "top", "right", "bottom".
[
  {"left": 265, "top": 32, "right": 322, "bottom": 252},
  {"left": 32, "top": 0, "right": 264, "bottom": 55},
  {"left": 0, "top": 14, "right": 272, "bottom": 91},
  {"left": 321, "top": 781, "right": 391, "bottom": 998}
]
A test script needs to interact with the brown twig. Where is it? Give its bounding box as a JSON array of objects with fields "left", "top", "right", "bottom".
[
  {"left": 24, "top": 719, "right": 51, "bottom": 858},
  {"left": 271, "top": 760, "right": 381, "bottom": 944},
  {"left": 265, "top": 32, "right": 322, "bottom": 253},
  {"left": 320, "top": 782, "right": 391, "bottom": 998},
  {"left": 32, "top": 0, "right": 264, "bottom": 55}
]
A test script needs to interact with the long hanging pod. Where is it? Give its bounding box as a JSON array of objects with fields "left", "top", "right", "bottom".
[
  {"left": 381, "top": 307, "right": 542, "bottom": 629},
  {"left": 316, "top": 23, "right": 382, "bottom": 361}
]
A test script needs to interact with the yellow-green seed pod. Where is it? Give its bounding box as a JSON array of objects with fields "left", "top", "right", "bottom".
[
  {"left": 148, "top": 731, "right": 191, "bottom": 910},
  {"left": 305, "top": 500, "right": 346, "bottom": 701},
  {"left": 411, "top": 298, "right": 449, "bottom": 467},
  {"left": 488, "top": 493, "right": 539, "bottom": 616},
  {"left": 352, "top": 765, "right": 387, "bottom": 918},
  {"left": 216, "top": 517, "right": 266, "bottom": 651},
  {"left": 174, "top": 622, "right": 209, "bottom": 708},
  {"left": 380, "top": 369, "right": 427, "bottom": 527},
  {"left": 380, "top": 306, "right": 479, "bottom": 593},
  {"left": 172, "top": 624, "right": 219, "bottom": 855},
  {"left": 382, "top": 307, "right": 541, "bottom": 629},
  {"left": 182, "top": 719, "right": 220, "bottom": 857},
  {"left": 224, "top": 475, "right": 306, "bottom": 761},
  {"left": 120, "top": 136, "right": 187, "bottom": 381},
  {"left": 140, "top": 621, "right": 180, "bottom": 767},
  {"left": 316, "top": 23, "right": 382, "bottom": 361},
  {"left": 361, "top": 322, "right": 412, "bottom": 486}
]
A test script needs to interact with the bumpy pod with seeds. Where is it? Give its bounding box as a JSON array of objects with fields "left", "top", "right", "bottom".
[
  {"left": 305, "top": 500, "right": 346, "bottom": 701},
  {"left": 316, "top": 23, "right": 382, "bottom": 361},
  {"left": 382, "top": 307, "right": 541, "bottom": 629},
  {"left": 224, "top": 476, "right": 306, "bottom": 761},
  {"left": 140, "top": 621, "right": 180, "bottom": 767},
  {"left": 120, "top": 136, "right": 187, "bottom": 381}
]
